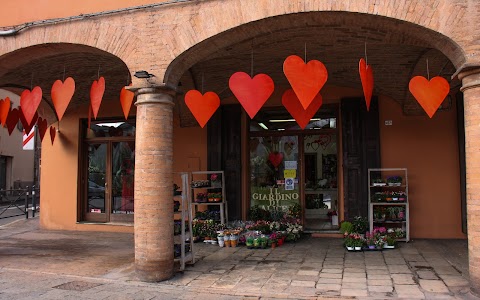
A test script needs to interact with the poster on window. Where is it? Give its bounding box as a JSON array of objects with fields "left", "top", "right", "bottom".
[{"left": 285, "top": 177, "right": 294, "bottom": 190}]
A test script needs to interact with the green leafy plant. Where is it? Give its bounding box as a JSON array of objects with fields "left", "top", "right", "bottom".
[
  {"left": 340, "top": 221, "right": 353, "bottom": 234},
  {"left": 352, "top": 216, "right": 368, "bottom": 234}
]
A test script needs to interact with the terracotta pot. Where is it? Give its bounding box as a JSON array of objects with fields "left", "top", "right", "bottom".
[{"left": 271, "top": 242, "right": 277, "bottom": 249}]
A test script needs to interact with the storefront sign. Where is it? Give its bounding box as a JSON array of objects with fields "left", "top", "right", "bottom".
[
  {"left": 284, "top": 169, "right": 296, "bottom": 178},
  {"left": 285, "top": 178, "right": 294, "bottom": 190},
  {"left": 285, "top": 160, "right": 297, "bottom": 170},
  {"left": 251, "top": 187, "right": 299, "bottom": 211}
]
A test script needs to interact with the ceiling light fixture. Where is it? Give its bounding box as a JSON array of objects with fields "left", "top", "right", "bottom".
[
  {"left": 258, "top": 122, "right": 269, "bottom": 130},
  {"left": 133, "top": 70, "right": 155, "bottom": 79},
  {"left": 269, "top": 118, "right": 321, "bottom": 123}
]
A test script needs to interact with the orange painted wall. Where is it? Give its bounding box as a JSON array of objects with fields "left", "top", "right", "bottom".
[
  {"left": 0, "top": 0, "right": 168, "bottom": 27},
  {"left": 378, "top": 95, "right": 465, "bottom": 239},
  {"left": 40, "top": 98, "right": 207, "bottom": 232}
]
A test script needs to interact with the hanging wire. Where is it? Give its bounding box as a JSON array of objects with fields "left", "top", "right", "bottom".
[
  {"left": 30, "top": 73, "right": 33, "bottom": 90},
  {"left": 251, "top": 42, "right": 254, "bottom": 78},
  {"left": 364, "top": 42, "right": 368, "bottom": 65},
  {"left": 63, "top": 65, "right": 66, "bottom": 81},
  {"left": 201, "top": 73, "right": 204, "bottom": 94},
  {"left": 304, "top": 43, "right": 307, "bottom": 62},
  {"left": 426, "top": 59, "right": 430, "bottom": 80}
]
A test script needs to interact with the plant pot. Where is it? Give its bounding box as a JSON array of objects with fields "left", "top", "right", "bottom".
[
  {"left": 346, "top": 246, "right": 354, "bottom": 251},
  {"left": 331, "top": 215, "right": 339, "bottom": 226},
  {"left": 271, "top": 242, "right": 277, "bottom": 249},
  {"left": 231, "top": 239, "right": 238, "bottom": 247},
  {"left": 218, "top": 240, "right": 224, "bottom": 247},
  {"left": 368, "top": 245, "right": 376, "bottom": 249},
  {"left": 354, "top": 246, "right": 362, "bottom": 251}
]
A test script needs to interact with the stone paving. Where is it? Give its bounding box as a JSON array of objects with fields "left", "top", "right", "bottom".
[{"left": 0, "top": 218, "right": 477, "bottom": 299}]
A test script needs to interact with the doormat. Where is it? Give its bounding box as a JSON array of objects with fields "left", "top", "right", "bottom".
[{"left": 52, "top": 281, "right": 103, "bottom": 291}]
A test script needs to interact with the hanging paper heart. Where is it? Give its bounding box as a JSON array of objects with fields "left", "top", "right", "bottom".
[
  {"left": 283, "top": 55, "right": 328, "bottom": 109},
  {"left": 359, "top": 58, "right": 374, "bottom": 111},
  {"left": 120, "top": 86, "right": 135, "bottom": 120},
  {"left": 409, "top": 76, "right": 450, "bottom": 118},
  {"left": 282, "top": 89, "right": 323, "bottom": 129},
  {"left": 20, "top": 86, "right": 42, "bottom": 126},
  {"left": 311, "top": 142, "right": 319, "bottom": 152},
  {"left": 5, "top": 108, "right": 19, "bottom": 136},
  {"left": 37, "top": 117, "right": 48, "bottom": 142},
  {"left": 51, "top": 77, "right": 75, "bottom": 121},
  {"left": 184, "top": 90, "right": 220, "bottom": 128},
  {"left": 18, "top": 107, "right": 37, "bottom": 135},
  {"left": 268, "top": 151, "right": 283, "bottom": 168},
  {"left": 0, "top": 97, "right": 11, "bottom": 126},
  {"left": 228, "top": 72, "right": 274, "bottom": 119},
  {"left": 90, "top": 77, "right": 105, "bottom": 119},
  {"left": 50, "top": 126, "right": 56, "bottom": 145}
]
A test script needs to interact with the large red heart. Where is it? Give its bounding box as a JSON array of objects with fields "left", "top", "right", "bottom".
[
  {"left": 283, "top": 55, "right": 328, "bottom": 109},
  {"left": 51, "top": 77, "right": 75, "bottom": 121},
  {"left": 0, "top": 97, "right": 10, "bottom": 126},
  {"left": 37, "top": 117, "right": 48, "bottom": 142},
  {"left": 50, "top": 126, "right": 56, "bottom": 145},
  {"left": 120, "top": 86, "right": 135, "bottom": 120},
  {"left": 268, "top": 152, "right": 284, "bottom": 168},
  {"left": 409, "top": 76, "right": 450, "bottom": 118},
  {"left": 20, "top": 86, "right": 42, "bottom": 127},
  {"left": 90, "top": 77, "right": 105, "bottom": 119},
  {"left": 282, "top": 89, "right": 323, "bottom": 129},
  {"left": 5, "top": 108, "right": 19, "bottom": 136},
  {"left": 185, "top": 90, "right": 220, "bottom": 128},
  {"left": 18, "top": 106, "right": 37, "bottom": 134},
  {"left": 359, "top": 58, "right": 374, "bottom": 111},
  {"left": 229, "top": 72, "right": 274, "bottom": 119}
]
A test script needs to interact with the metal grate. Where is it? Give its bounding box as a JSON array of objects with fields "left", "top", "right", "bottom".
[{"left": 52, "top": 281, "right": 103, "bottom": 291}]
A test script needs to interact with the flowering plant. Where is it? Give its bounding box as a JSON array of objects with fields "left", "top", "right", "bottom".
[
  {"left": 386, "top": 176, "right": 402, "bottom": 183},
  {"left": 210, "top": 174, "right": 218, "bottom": 181},
  {"left": 327, "top": 210, "right": 337, "bottom": 217}
]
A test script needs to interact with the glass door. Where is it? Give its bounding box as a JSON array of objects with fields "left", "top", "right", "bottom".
[
  {"left": 250, "top": 135, "right": 300, "bottom": 212},
  {"left": 110, "top": 141, "right": 135, "bottom": 222},
  {"left": 85, "top": 143, "right": 107, "bottom": 222}
]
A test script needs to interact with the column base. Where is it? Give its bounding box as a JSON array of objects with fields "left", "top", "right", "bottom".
[{"left": 135, "top": 259, "right": 174, "bottom": 282}]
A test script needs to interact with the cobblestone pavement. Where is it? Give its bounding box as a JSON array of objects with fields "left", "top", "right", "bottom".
[{"left": 0, "top": 219, "right": 477, "bottom": 299}]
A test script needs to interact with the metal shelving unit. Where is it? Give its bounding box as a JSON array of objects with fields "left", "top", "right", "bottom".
[
  {"left": 190, "top": 171, "right": 228, "bottom": 225},
  {"left": 368, "top": 168, "right": 410, "bottom": 242},
  {"left": 174, "top": 172, "right": 195, "bottom": 271}
]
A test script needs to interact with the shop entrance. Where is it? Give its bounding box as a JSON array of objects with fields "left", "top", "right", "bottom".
[{"left": 248, "top": 105, "right": 339, "bottom": 231}]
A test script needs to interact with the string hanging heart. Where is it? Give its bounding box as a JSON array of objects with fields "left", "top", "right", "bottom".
[
  {"left": 268, "top": 152, "right": 283, "bottom": 168},
  {"left": 409, "top": 76, "right": 449, "bottom": 118},
  {"left": 51, "top": 77, "right": 75, "bottom": 121},
  {"left": 282, "top": 89, "right": 323, "bottom": 129},
  {"left": 37, "top": 117, "right": 48, "bottom": 142},
  {"left": 120, "top": 86, "right": 135, "bottom": 120},
  {"left": 0, "top": 97, "right": 11, "bottom": 126},
  {"left": 18, "top": 106, "right": 38, "bottom": 134},
  {"left": 20, "top": 86, "right": 42, "bottom": 127},
  {"left": 90, "top": 77, "right": 105, "bottom": 119},
  {"left": 5, "top": 108, "right": 19, "bottom": 136},
  {"left": 50, "top": 126, "right": 56, "bottom": 145},
  {"left": 359, "top": 58, "right": 374, "bottom": 111},
  {"left": 283, "top": 55, "right": 328, "bottom": 109},
  {"left": 229, "top": 72, "right": 274, "bottom": 119},
  {"left": 184, "top": 90, "right": 220, "bottom": 128}
]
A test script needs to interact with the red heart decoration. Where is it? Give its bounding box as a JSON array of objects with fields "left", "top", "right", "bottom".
[
  {"left": 20, "top": 86, "right": 42, "bottom": 127},
  {"left": 229, "top": 72, "right": 274, "bottom": 119},
  {"left": 90, "top": 77, "right": 105, "bottom": 119},
  {"left": 283, "top": 55, "right": 328, "bottom": 109},
  {"left": 18, "top": 107, "right": 37, "bottom": 134},
  {"left": 0, "top": 97, "right": 11, "bottom": 126},
  {"left": 317, "top": 134, "right": 332, "bottom": 150},
  {"left": 409, "top": 76, "right": 450, "bottom": 118},
  {"left": 51, "top": 77, "right": 75, "bottom": 121},
  {"left": 185, "top": 90, "right": 220, "bottom": 128},
  {"left": 5, "top": 108, "right": 19, "bottom": 136},
  {"left": 359, "top": 58, "right": 374, "bottom": 111},
  {"left": 37, "top": 117, "right": 48, "bottom": 142},
  {"left": 120, "top": 86, "right": 135, "bottom": 120},
  {"left": 282, "top": 89, "right": 323, "bottom": 129},
  {"left": 268, "top": 152, "right": 284, "bottom": 168},
  {"left": 50, "top": 126, "right": 56, "bottom": 145}
]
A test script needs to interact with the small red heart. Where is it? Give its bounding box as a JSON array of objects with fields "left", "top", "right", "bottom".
[
  {"left": 229, "top": 72, "right": 274, "bottom": 119},
  {"left": 268, "top": 152, "right": 283, "bottom": 168},
  {"left": 185, "top": 90, "right": 220, "bottom": 128},
  {"left": 50, "top": 126, "right": 56, "bottom": 145},
  {"left": 120, "top": 86, "right": 135, "bottom": 120},
  {"left": 18, "top": 106, "right": 37, "bottom": 134},
  {"left": 51, "top": 77, "right": 75, "bottom": 121},
  {"left": 20, "top": 86, "right": 42, "bottom": 127},
  {"left": 359, "top": 58, "right": 374, "bottom": 111},
  {"left": 0, "top": 97, "right": 11, "bottom": 126},
  {"left": 409, "top": 76, "right": 450, "bottom": 118},
  {"left": 283, "top": 55, "right": 328, "bottom": 109},
  {"left": 90, "top": 77, "right": 105, "bottom": 119},
  {"left": 317, "top": 134, "right": 332, "bottom": 150},
  {"left": 37, "top": 117, "right": 48, "bottom": 142},
  {"left": 5, "top": 108, "right": 19, "bottom": 135},
  {"left": 282, "top": 89, "right": 323, "bottom": 129}
]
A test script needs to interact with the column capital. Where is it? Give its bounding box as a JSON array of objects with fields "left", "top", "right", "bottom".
[
  {"left": 127, "top": 84, "right": 178, "bottom": 107},
  {"left": 456, "top": 65, "right": 480, "bottom": 92}
]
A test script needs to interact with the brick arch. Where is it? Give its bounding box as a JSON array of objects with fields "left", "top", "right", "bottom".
[
  {"left": 164, "top": 10, "right": 465, "bottom": 87},
  {"left": 0, "top": 43, "right": 131, "bottom": 123}
]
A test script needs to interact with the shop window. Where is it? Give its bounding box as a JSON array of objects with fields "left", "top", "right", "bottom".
[{"left": 0, "top": 156, "right": 7, "bottom": 190}]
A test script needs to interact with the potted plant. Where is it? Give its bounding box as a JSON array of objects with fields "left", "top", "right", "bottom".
[
  {"left": 365, "top": 231, "right": 377, "bottom": 249},
  {"left": 210, "top": 173, "right": 221, "bottom": 188},
  {"left": 384, "top": 235, "right": 396, "bottom": 249},
  {"left": 344, "top": 233, "right": 355, "bottom": 251},
  {"left": 387, "top": 176, "right": 402, "bottom": 186},
  {"left": 352, "top": 233, "right": 364, "bottom": 251},
  {"left": 372, "top": 178, "right": 386, "bottom": 186},
  {"left": 246, "top": 236, "right": 254, "bottom": 249},
  {"left": 327, "top": 210, "right": 338, "bottom": 226},
  {"left": 269, "top": 232, "right": 278, "bottom": 248}
]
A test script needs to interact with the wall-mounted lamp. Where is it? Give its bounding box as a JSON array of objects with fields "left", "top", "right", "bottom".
[{"left": 133, "top": 71, "right": 155, "bottom": 79}]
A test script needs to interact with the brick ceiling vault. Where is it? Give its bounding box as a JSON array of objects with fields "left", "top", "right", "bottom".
[{"left": 168, "top": 12, "right": 462, "bottom": 126}]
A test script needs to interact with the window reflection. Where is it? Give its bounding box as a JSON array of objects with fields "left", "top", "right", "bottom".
[
  {"left": 88, "top": 144, "right": 106, "bottom": 213},
  {"left": 112, "top": 142, "right": 135, "bottom": 214}
]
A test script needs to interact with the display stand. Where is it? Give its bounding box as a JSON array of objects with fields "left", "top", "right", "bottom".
[
  {"left": 174, "top": 172, "right": 195, "bottom": 271},
  {"left": 368, "top": 168, "right": 410, "bottom": 242},
  {"left": 190, "top": 171, "right": 228, "bottom": 225}
]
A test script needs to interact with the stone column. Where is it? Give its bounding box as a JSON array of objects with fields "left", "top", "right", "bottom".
[
  {"left": 130, "top": 84, "right": 176, "bottom": 282},
  {"left": 459, "top": 68, "right": 480, "bottom": 295}
]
